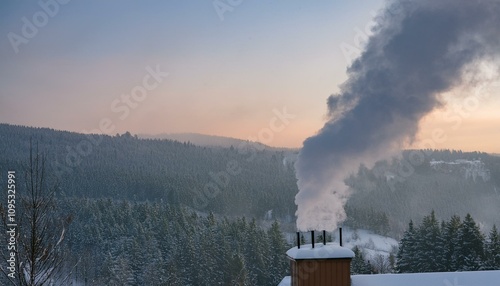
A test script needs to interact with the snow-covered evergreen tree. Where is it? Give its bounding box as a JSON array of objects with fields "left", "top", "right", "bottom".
[
  {"left": 228, "top": 253, "right": 251, "bottom": 286},
  {"left": 414, "top": 211, "right": 443, "bottom": 272},
  {"left": 244, "top": 219, "right": 269, "bottom": 285},
  {"left": 443, "top": 215, "right": 461, "bottom": 271},
  {"left": 351, "top": 246, "right": 371, "bottom": 274},
  {"left": 453, "top": 214, "right": 485, "bottom": 271},
  {"left": 267, "top": 220, "right": 290, "bottom": 285},
  {"left": 396, "top": 220, "right": 417, "bottom": 273},
  {"left": 484, "top": 225, "right": 500, "bottom": 270},
  {"left": 397, "top": 212, "right": 490, "bottom": 273}
]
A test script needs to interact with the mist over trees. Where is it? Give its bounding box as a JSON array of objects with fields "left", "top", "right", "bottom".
[
  {"left": 2, "top": 124, "right": 500, "bottom": 239},
  {"left": 345, "top": 149, "right": 500, "bottom": 235},
  {"left": 0, "top": 124, "right": 298, "bottom": 221},
  {"left": 2, "top": 124, "right": 500, "bottom": 283}
]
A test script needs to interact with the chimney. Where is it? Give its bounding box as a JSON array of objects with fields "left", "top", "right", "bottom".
[{"left": 286, "top": 229, "right": 354, "bottom": 286}]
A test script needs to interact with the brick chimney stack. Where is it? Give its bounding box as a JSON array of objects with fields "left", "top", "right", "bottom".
[{"left": 287, "top": 230, "right": 354, "bottom": 286}]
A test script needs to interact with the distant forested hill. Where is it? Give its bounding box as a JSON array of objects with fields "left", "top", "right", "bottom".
[
  {"left": 139, "top": 132, "right": 291, "bottom": 150},
  {"left": 1, "top": 123, "right": 500, "bottom": 236},
  {"left": 0, "top": 124, "right": 298, "bottom": 220},
  {"left": 345, "top": 149, "right": 500, "bottom": 235}
]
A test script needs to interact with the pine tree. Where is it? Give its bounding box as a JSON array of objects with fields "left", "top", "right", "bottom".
[
  {"left": 228, "top": 253, "right": 250, "bottom": 286},
  {"left": 414, "top": 211, "right": 442, "bottom": 272},
  {"left": 455, "top": 214, "right": 485, "bottom": 271},
  {"left": 443, "top": 215, "right": 461, "bottom": 271},
  {"left": 113, "top": 256, "right": 135, "bottom": 285},
  {"left": 388, "top": 252, "right": 396, "bottom": 273},
  {"left": 373, "top": 254, "right": 392, "bottom": 274},
  {"left": 396, "top": 220, "right": 417, "bottom": 273},
  {"left": 485, "top": 225, "right": 500, "bottom": 270},
  {"left": 403, "top": 211, "right": 447, "bottom": 272},
  {"left": 100, "top": 252, "right": 135, "bottom": 286},
  {"left": 197, "top": 215, "right": 220, "bottom": 285},
  {"left": 366, "top": 259, "right": 374, "bottom": 274},
  {"left": 378, "top": 212, "right": 390, "bottom": 236},
  {"left": 266, "top": 220, "right": 289, "bottom": 285},
  {"left": 244, "top": 219, "right": 269, "bottom": 285},
  {"left": 143, "top": 249, "right": 169, "bottom": 286},
  {"left": 351, "top": 246, "right": 371, "bottom": 274}
]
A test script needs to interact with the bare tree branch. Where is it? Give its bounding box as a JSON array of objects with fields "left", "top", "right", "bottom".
[{"left": 1, "top": 140, "right": 72, "bottom": 286}]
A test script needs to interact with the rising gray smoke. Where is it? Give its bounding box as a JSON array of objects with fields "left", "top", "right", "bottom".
[{"left": 295, "top": 0, "right": 500, "bottom": 231}]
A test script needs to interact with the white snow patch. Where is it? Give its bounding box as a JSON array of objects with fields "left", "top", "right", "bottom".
[
  {"left": 286, "top": 243, "right": 355, "bottom": 260},
  {"left": 332, "top": 228, "right": 399, "bottom": 260},
  {"left": 264, "top": 209, "right": 273, "bottom": 220},
  {"left": 430, "top": 159, "right": 490, "bottom": 181},
  {"left": 282, "top": 152, "right": 298, "bottom": 167},
  {"left": 278, "top": 276, "right": 291, "bottom": 286}
]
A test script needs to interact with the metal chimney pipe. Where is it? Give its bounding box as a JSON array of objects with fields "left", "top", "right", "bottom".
[
  {"left": 297, "top": 232, "right": 300, "bottom": 249},
  {"left": 339, "top": 227, "right": 343, "bottom": 247},
  {"left": 323, "top": 230, "right": 326, "bottom": 245},
  {"left": 311, "top": 231, "right": 315, "bottom": 248}
]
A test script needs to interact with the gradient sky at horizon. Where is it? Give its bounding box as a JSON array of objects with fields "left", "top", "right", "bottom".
[{"left": 1, "top": 1, "right": 499, "bottom": 152}]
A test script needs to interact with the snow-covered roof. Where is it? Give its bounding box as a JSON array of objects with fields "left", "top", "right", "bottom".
[
  {"left": 277, "top": 276, "right": 290, "bottom": 286},
  {"left": 279, "top": 271, "right": 500, "bottom": 286},
  {"left": 351, "top": 270, "right": 500, "bottom": 286},
  {"left": 286, "top": 242, "right": 355, "bottom": 260}
]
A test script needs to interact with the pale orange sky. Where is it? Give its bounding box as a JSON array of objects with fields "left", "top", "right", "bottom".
[
  {"left": 1, "top": 1, "right": 499, "bottom": 153},
  {"left": 411, "top": 81, "right": 500, "bottom": 154}
]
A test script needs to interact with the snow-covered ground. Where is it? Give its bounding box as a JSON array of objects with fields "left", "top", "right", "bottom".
[
  {"left": 277, "top": 276, "right": 290, "bottom": 286},
  {"left": 332, "top": 228, "right": 398, "bottom": 260}
]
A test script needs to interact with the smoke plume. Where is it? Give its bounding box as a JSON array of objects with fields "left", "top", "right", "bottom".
[{"left": 294, "top": 0, "right": 500, "bottom": 231}]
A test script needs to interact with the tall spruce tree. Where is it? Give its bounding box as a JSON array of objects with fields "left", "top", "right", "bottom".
[
  {"left": 397, "top": 212, "right": 497, "bottom": 274},
  {"left": 454, "top": 214, "right": 485, "bottom": 271},
  {"left": 228, "top": 253, "right": 250, "bottom": 286},
  {"left": 266, "top": 220, "right": 289, "bottom": 285},
  {"left": 351, "top": 246, "right": 371, "bottom": 274},
  {"left": 244, "top": 219, "right": 269, "bottom": 285},
  {"left": 443, "top": 215, "right": 461, "bottom": 271},
  {"left": 414, "top": 211, "right": 442, "bottom": 272},
  {"left": 485, "top": 225, "right": 500, "bottom": 270},
  {"left": 396, "top": 220, "right": 417, "bottom": 273}
]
